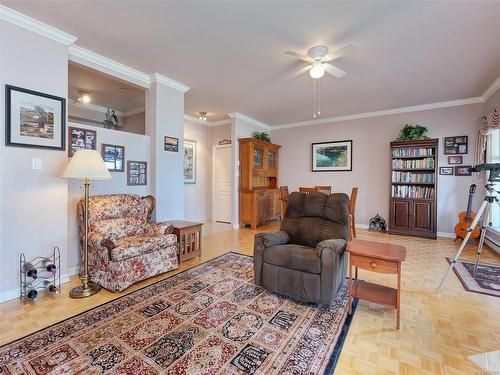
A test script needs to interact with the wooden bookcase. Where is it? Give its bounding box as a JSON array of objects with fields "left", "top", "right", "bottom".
[
  {"left": 389, "top": 139, "right": 439, "bottom": 239},
  {"left": 239, "top": 138, "right": 281, "bottom": 229}
]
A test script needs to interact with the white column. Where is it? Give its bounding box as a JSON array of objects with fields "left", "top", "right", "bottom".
[{"left": 145, "top": 75, "right": 189, "bottom": 221}]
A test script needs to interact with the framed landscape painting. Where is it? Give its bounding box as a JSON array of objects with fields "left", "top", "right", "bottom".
[
  {"left": 5, "top": 85, "right": 65, "bottom": 150},
  {"left": 312, "top": 140, "right": 352, "bottom": 172},
  {"left": 102, "top": 144, "right": 125, "bottom": 172},
  {"left": 184, "top": 139, "right": 196, "bottom": 183},
  {"left": 164, "top": 136, "right": 179, "bottom": 152}
]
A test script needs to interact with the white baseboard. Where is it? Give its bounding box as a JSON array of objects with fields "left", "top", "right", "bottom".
[{"left": 0, "top": 268, "right": 79, "bottom": 303}]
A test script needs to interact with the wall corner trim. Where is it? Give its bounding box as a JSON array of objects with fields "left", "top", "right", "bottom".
[
  {"left": 227, "top": 112, "right": 271, "bottom": 130},
  {"left": 0, "top": 5, "right": 78, "bottom": 45},
  {"left": 150, "top": 73, "right": 190, "bottom": 93},
  {"left": 482, "top": 75, "right": 500, "bottom": 102}
]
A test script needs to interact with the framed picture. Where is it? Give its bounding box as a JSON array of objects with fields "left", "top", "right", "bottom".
[
  {"left": 5, "top": 85, "right": 65, "bottom": 150},
  {"left": 68, "top": 126, "right": 96, "bottom": 157},
  {"left": 439, "top": 167, "right": 454, "bottom": 175},
  {"left": 444, "top": 136, "right": 468, "bottom": 155},
  {"left": 164, "top": 136, "right": 179, "bottom": 152},
  {"left": 184, "top": 139, "right": 196, "bottom": 183},
  {"left": 127, "top": 161, "right": 147, "bottom": 186},
  {"left": 448, "top": 156, "right": 463, "bottom": 164},
  {"left": 101, "top": 144, "right": 125, "bottom": 172},
  {"left": 312, "top": 140, "right": 352, "bottom": 172},
  {"left": 455, "top": 165, "right": 472, "bottom": 176}
]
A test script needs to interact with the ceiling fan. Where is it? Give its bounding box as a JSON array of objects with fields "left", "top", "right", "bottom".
[{"left": 285, "top": 44, "right": 356, "bottom": 79}]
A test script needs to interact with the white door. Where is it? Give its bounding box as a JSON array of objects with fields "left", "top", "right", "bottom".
[{"left": 213, "top": 145, "right": 232, "bottom": 223}]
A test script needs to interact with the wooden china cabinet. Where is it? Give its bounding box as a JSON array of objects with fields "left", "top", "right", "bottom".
[{"left": 239, "top": 138, "right": 281, "bottom": 229}]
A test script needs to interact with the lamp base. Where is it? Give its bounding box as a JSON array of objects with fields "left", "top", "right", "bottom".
[{"left": 69, "top": 281, "right": 101, "bottom": 299}]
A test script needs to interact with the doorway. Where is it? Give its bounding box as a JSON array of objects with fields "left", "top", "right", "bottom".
[{"left": 212, "top": 145, "right": 232, "bottom": 223}]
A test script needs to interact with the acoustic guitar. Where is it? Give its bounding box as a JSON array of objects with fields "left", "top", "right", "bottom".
[{"left": 454, "top": 184, "right": 480, "bottom": 240}]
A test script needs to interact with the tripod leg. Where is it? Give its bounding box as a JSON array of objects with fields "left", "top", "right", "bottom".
[
  {"left": 472, "top": 203, "right": 491, "bottom": 277},
  {"left": 436, "top": 200, "right": 488, "bottom": 293}
]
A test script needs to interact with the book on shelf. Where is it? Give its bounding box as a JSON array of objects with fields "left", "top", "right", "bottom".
[
  {"left": 392, "top": 147, "right": 434, "bottom": 158},
  {"left": 392, "top": 171, "right": 435, "bottom": 183},
  {"left": 391, "top": 185, "right": 434, "bottom": 199},
  {"left": 392, "top": 157, "right": 434, "bottom": 169}
]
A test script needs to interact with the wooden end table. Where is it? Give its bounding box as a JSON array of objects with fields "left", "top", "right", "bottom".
[
  {"left": 171, "top": 221, "right": 203, "bottom": 263},
  {"left": 347, "top": 239, "right": 406, "bottom": 329}
]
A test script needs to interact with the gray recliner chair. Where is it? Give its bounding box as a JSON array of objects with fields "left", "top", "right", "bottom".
[{"left": 254, "top": 192, "right": 350, "bottom": 305}]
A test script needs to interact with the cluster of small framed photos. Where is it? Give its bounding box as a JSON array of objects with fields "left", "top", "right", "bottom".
[
  {"left": 440, "top": 135, "right": 471, "bottom": 176},
  {"left": 68, "top": 125, "right": 147, "bottom": 186}
]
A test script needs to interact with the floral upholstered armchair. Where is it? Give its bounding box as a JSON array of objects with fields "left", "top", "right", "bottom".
[{"left": 77, "top": 194, "right": 178, "bottom": 292}]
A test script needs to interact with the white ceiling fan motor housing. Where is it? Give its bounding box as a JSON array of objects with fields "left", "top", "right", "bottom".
[{"left": 307, "top": 46, "right": 329, "bottom": 61}]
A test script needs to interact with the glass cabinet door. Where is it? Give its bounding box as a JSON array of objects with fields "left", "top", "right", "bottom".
[
  {"left": 268, "top": 150, "right": 277, "bottom": 169},
  {"left": 253, "top": 146, "right": 264, "bottom": 168}
]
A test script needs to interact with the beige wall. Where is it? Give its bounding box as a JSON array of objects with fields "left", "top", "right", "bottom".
[{"left": 272, "top": 103, "right": 485, "bottom": 234}]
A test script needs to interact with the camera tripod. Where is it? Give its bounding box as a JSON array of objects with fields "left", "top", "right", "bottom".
[{"left": 436, "top": 167, "right": 499, "bottom": 293}]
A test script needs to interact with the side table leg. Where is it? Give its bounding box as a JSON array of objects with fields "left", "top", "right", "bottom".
[{"left": 396, "top": 262, "right": 401, "bottom": 330}]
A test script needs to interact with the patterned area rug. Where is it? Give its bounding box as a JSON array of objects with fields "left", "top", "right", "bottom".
[
  {"left": 447, "top": 257, "right": 500, "bottom": 297},
  {"left": 0, "top": 252, "right": 356, "bottom": 375}
]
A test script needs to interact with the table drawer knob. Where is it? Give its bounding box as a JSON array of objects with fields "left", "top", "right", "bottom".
[{"left": 370, "top": 262, "right": 377, "bottom": 268}]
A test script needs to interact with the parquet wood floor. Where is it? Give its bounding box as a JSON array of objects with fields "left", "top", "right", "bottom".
[{"left": 1, "top": 224, "right": 499, "bottom": 374}]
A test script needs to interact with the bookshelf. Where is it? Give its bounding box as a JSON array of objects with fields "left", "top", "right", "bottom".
[{"left": 389, "top": 139, "right": 438, "bottom": 239}]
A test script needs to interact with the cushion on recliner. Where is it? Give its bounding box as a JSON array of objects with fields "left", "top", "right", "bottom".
[
  {"left": 281, "top": 192, "right": 350, "bottom": 247},
  {"left": 263, "top": 244, "right": 321, "bottom": 274},
  {"left": 110, "top": 233, "right": 177, "bottom": 262}
]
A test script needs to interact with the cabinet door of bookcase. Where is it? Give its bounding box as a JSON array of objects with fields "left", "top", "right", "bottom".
[
  {"left": 412, "top": 200, "right": 433, "bottom": 234},
  {"left": 390, "top": 199, "right": 411, "bottom": 231}
]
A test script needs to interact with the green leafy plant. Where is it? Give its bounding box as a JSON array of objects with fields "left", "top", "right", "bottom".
[
  {"left": 397, "top": 124, "right": 429, "bottom": 140},
  {"left": 252, "top": 131, "right": 271, "bottom": 143}
]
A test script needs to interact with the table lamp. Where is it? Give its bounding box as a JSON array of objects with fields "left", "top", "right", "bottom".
[{"left": 62, "top": 149, "right": 112, "bottom": 298}]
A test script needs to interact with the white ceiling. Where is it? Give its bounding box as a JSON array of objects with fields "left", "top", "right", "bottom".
[
  {"left": 4, "top": 1, "right": 500, "bottom": 125},
  {"left": 69, "top": 63, "right": 145, "bottom": 112}
]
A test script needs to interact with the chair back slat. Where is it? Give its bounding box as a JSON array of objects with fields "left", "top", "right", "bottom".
[
  {"left": 315, "top": 185, "right": 332, "bottom": 195},
  {"left": 299, "top": 187, "right": 318, "bottom": 193}
]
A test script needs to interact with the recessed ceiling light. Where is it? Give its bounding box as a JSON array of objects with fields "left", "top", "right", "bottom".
[{"left": 77, "top": 90, "right": 91, "bottom": 104}]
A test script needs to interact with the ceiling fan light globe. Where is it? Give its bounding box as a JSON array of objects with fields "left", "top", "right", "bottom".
[{"left": 309, "top": 63, "right": 325, "bottom": 79}]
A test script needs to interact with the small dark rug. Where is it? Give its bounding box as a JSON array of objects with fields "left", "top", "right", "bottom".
[
  {"left": 0, "top": 252, "right": 357, "bottom": 374},
  {"left": 447, "top": 257, "right": 500, "bottom": 297}
]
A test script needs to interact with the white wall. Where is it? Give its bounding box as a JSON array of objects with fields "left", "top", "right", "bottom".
[
  {"left": 0, "top": 21, "right": 69, "bottom": 299},
  {"left": 272, "top": 104, "right": 485, "bottom": 234},
  {"left": 67, "top": 123, "right": 150, "bottom": 271}
]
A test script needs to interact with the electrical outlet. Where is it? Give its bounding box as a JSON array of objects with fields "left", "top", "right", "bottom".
[{"left": 32, "top": 158, "right": 42, "bottom": 170}]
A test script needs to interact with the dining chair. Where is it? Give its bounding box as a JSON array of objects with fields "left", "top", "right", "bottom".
[
  {"left": 279, "top": 186, "right": 289, "bottom": 219},
  {"left": 299, "top": 187, "right": 318, "bottom": 193},
  {"left": 348, "top": 187, "right": 359, "bottom": 239},
  {"left": 315, "top": 185, "right": 332, "bottom": 195}
]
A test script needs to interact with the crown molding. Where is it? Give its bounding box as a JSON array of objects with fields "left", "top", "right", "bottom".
[
  {"left": 69, "top": 45, "right": 150, "bottom": 88},
  {"left": 272, "top": 97, "right": 484, "bottom": 130},
  {"left": 0, "top": 5, "right": 78, "bottom": 45},
  {"left": 150, "top": 73, "right": 190, "bottom": 93},
  {"left": 123, "top": 106, "right": 145, "bottom": 117},
  {"left": 211, "top": 119, "right": 232, "bottom": 126},
  {"left": 482, "top": 75, "right": 500, "bottom": 102},
  {"left": 68, "top": 99, "right": 125, "bottom": 117},
  {"left": 227, "top": 112, "right": 271, "bottom": 130}
]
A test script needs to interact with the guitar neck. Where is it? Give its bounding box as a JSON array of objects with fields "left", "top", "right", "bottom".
[{"left": 465, "top": 185, "right": 476, "bottom": 221}]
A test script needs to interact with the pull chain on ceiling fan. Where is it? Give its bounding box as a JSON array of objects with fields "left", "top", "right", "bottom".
[{"left": 285, "top": 43, "right": 356, "bottom": 118}]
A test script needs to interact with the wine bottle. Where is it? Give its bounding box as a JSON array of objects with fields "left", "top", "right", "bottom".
[
  {"left": 24, "top": 263, "right": 37, "bottom": 279},
  {"left": 43, "top": 280, "right": 58, "bottom": 293},
  {"left": 26, "top": 287, "right": 38, "bottom": 301},
  {"left": 42, "top": 259, "right": 56, "bottom": 273}
]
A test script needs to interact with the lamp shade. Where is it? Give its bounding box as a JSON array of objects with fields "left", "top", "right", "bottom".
[{"left": 62, "top": 149, "right": 112, "bottom": 180}]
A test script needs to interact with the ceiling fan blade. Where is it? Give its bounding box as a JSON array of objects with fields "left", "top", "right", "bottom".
[
  {"left": 284, "top": 50, "right": 313, "bottom": 63},
  {"left": 291, "top": 64, "right": 313, "bottom": 78},
  {"left": 324, "top": 63, "right": 346, "bottom": 78},
  {"left": 322, "top": 42, "right": 357, "bottom": 62}
]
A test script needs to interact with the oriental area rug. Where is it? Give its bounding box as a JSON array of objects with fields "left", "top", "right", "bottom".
[
  {"left": 447, "top": 257, "right": 500, "bottom": 298},
  {"left": 0, "top": 252, "right": 356, "bottom": 375}
]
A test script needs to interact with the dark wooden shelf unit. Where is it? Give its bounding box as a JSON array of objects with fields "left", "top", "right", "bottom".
[{"left": 389, "top": 139, "right": 438, "bottom": 239}]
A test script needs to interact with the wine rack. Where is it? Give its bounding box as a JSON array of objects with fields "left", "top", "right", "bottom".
[{"left": 20, "top": 247, "right": 61, "bottom": 301}]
